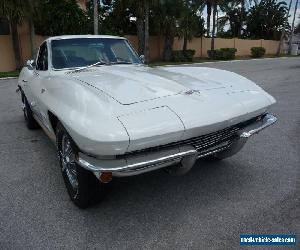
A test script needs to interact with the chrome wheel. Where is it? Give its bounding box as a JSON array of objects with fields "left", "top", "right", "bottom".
[{"left": 59, "top": 135, "right": 78, "bottom": 193}]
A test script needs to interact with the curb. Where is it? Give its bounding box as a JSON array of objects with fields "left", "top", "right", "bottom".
[
  {"left": 159, "top": 56, "right": 298, "bottom": 67},
  {"left": 0, "top": 77, "right": 18, "bottom": 80}
]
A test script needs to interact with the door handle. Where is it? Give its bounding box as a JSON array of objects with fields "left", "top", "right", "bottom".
[
  {"left": 22, "top": 79, "right": 28, "bottom": 83},
  {"left": 41, "top": 88, "right": 46, "bottom": 94}
]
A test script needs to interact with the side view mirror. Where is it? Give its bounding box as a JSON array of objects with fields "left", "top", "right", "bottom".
[
  {"left": 139, "top": 55, "right": 145, "bottom": 64},
  {"left": 26, "top": 59, "right": 35, "bottom": 70}
]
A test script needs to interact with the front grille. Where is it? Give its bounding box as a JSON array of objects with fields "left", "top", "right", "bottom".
[{"left": 121, "top": 114, "right": 264, "bottom": 157}]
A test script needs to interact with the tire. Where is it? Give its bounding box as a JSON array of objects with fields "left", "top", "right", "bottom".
[
  {"left": 22, "top": 95, "right": 40, "bottom": 129},
  {"left": 56, "top": 122, "right": 101, "bottom": 208}
]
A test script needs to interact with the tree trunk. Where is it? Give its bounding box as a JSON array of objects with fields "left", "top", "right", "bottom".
[
  {"left": 211, "top": 3, "right": 217, "bottom": 50},
  {"left": 29, "top": 19, "right": 35, "bottom": 58},
  {"left": 206, "top": 2, "right": 211, "bottom": 37},
  {"left": 239, "top": 0, "right": 245, "bottom": 38},
  {"left": 288, "top": 0, "right": 298, "bottom": 54},
  {"left": 136, "top": 17, "right": 145, "bottom": 55},
  {"left": 93, "top": 0, "right": 98, "bottom": 35},
  {"left": 11, "top": 22, "right": 22, "bottom": 70},
  {"left": 277, "top": 0, "right": 292, "bottom": 56},
  {"left": 144, "top": 0, "right": 150, "bottom": 64},
  {"left": 163, "top": 34, "right": 174, "bottom": 61},
  {"left": 183, "top": 35, "right": 188, "bottom": 51}
]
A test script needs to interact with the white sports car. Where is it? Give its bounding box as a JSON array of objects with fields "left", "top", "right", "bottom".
[{"left": 18, "top": 35, "right": 277, "bottom": 207}]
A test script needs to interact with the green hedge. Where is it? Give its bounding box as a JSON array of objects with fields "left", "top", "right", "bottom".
[
  {"left": 172, "top": 50, "right": 196, "bottom": 62},
  {"left": 251, "top": 47, "right": 266, "bottom": 58},
  {"left": 207, "top": 48, "right": 237, "bottom": 60}
]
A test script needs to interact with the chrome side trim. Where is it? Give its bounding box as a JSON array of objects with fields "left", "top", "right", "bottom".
[
  {"left": 77, "top": 146, "right": 197, "bottom": 173},
  {"left": 76, "top": 113, "right": 277, "bottom": 176}
]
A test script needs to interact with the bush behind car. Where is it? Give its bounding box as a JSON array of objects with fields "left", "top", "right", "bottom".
[
  {"left": 172, "top": 50, "right": 196, "bottom": 62},
  {"left": 251, "top": 47, "right": 266, "bottom": 58},
  {"left": 207, "top": 48, "right": 237, "bottom": 60}
]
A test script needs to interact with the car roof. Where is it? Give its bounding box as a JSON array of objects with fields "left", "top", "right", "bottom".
[{"left": 46, "top": 35, "right": 126, "bottom": 42}]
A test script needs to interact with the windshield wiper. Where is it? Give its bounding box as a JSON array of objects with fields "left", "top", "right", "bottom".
[
  {"left": 111, "top": 61, "right": 133, "bottom": 65},
  {"left": 70, "top": 59, "right": 110, "bottom": 73}
]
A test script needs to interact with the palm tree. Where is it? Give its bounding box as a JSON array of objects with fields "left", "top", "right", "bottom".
[
  {"left": 178, "top": 0, "right": 205, "bottom": 51},
  {"left": 114, "top": 0, "right": 146, "bottom": 55},
  {"left": 0, "top": 0, "right": 42, "bottom": 68},
  {"left": 27, "top": 0, "right": 41, "bottom": 57},
  {"left": 206, "top": 0, "right": 212, "bottom": 36},
  {"left": 218, "top": 1, "right": 245, "bottom": 37},
  {"left": 245, "top": 0, "right": 289, "bottom": 40},
  {"left": 93, "top": 0, "right": 98, "bottom": 34},
  {"left": 211, "top": 2, "right": 218, "bottom": 50},
  {"left": 288, "top": 0, "right": 299, "bottom": 54},
  {"left": 0, "top": 0, "right": 26, "bottom": 70},
  {"left": 144, "top": 0, "right": 150, "bottom": 63},
  {"left": 277, "top": 0, "right": 292, "bottom": 55},
  {"left": 238, "top": 0, "right": 258, "bottom": 37},
  {"left": 154, "top": 0, "right": 184, "bottom": 61}
]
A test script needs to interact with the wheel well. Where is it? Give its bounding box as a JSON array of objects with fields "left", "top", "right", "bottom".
[{"left": 48, "top": 111, "right": 59, "bottom": 133}]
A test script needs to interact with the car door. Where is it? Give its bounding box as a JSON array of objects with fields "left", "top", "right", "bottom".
[{"left": 28, "top": 41, "right": 51, "bottom": 129}]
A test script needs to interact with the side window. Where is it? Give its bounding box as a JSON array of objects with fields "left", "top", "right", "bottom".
[{"left": 36, "top": 42, "right": 48, "bottom": 71}]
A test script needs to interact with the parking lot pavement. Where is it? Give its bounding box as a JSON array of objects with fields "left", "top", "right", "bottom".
[{"left": 0, "top": 57, "right": 299, "bottom": 250}]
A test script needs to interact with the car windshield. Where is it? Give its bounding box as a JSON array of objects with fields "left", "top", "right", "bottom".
[{"left": 51, "top": 38, "right": 141, "bottom": 69}]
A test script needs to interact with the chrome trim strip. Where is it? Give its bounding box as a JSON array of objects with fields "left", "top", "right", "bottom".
[
  {"left": 76, "top": 113, "right": 277, "bottom": 176},
  {"left": 240, "top": 113, "right": 277, "bottom": 138},
  {"left": 77, "top": 147, "right": 197, "bottom": 173}
]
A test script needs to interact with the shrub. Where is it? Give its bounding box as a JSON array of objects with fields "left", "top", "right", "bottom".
[
  {"left": 172, "top": 51, "right": 185, "bottom": 62},
  {"left": 207, "top": 48, "right": 237, "bottom": 60},
  {"left": 172, "top": 50, "right": 195, "bottom": 62},
  {"left": 183, "top": 50, "right": 196, "bottom": 61},
  {"left": 251, "top": 47, "right": 266, "bottom": 58}
]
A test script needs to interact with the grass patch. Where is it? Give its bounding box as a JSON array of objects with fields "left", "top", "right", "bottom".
[{"left": 0, "top": 71, "right": 19, "bottom": 78}]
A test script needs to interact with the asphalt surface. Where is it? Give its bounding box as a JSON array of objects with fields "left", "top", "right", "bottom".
[{"left": 0, "top": 57, "right": 299, "bottom": 250}]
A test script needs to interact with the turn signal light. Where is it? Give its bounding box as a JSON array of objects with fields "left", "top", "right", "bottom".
[{"left": 99, "top": 172, "right": 112, "bottom": 183}]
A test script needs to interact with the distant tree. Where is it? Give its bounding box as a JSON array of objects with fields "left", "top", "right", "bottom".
[
  {"left": 0, "top": 0, "right": 38, "bottom": 70},
  {"left": 295, "top": 15, "right": 300, "bottom": 34},
  {"left": 153, "top": 0, "right": 183, "bottom": 60},
  {"left": 206, "top": 0, "right": 212, "bottom": 36},
  {"left": 245, "top": 0, "right": 290, "bottom": 40},
  {"left": 34, "top": 0, "right": 88, "bottom": 36},
  {"left": 113, "top": 0, "right": 146, "bottom": 55},
  {"left": 177, "top": 0, "right": 205, "bottom": 50},
  {"left": 218, "top": 1, "right": 247, "bottom": 38}
]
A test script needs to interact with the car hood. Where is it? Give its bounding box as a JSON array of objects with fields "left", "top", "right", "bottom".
[{"left": 70, "top": 65, "right": 247, "bottom": 105}]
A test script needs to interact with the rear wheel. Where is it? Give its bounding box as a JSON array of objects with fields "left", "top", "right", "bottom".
[
  {"left": 56, "top": 122, "right": 101, "bottom": 208},
  {"left": 22, "top": 95, "right": 39, "bottom": 129}
]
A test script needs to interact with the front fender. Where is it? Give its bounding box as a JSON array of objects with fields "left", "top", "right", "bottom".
[{"left": 44, "top": 76, "right": 130, "bottom": 156}]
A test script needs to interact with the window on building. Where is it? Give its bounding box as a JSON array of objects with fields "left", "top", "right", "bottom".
[{"left": 0, "top": 17, "right": 10, "bottom": 35}]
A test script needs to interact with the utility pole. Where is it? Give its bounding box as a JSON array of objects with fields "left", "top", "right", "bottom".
[
  {"left": 288, "top": 0, "right": 299, "bottom": 54},
  {"left": 276, "top": 0, "right": 292, "bottom": 56},
  {"left": 94, "top": 0, "right": 98, "bottom": 35}
]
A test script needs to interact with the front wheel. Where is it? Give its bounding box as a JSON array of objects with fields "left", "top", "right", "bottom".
[{"left": 56, "top": 122, "right": 101, "bottom": 208}]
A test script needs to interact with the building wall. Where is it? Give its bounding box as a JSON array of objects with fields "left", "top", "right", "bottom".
[
  {"left": 0, "top": 35, "right": 16, "bottom": 72},
  {"left": 0, "top": 22, "right": 281, "bottom": 72}
]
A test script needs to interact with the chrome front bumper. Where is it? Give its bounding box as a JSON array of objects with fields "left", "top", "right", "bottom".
[{"left": 76, "top": 113, "right": 277, "bottom": 177}]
